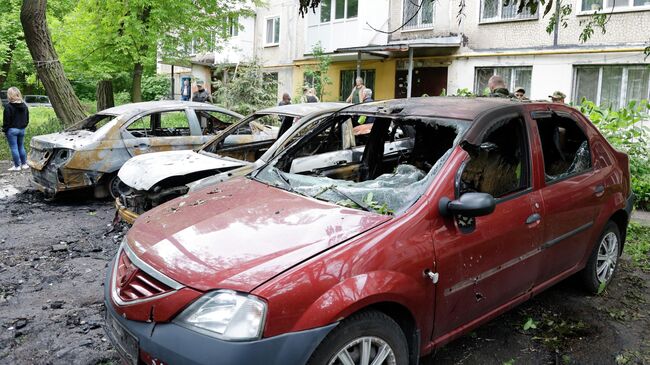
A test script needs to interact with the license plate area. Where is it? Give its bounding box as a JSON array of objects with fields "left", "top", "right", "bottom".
[{"left": 105, "top": 310, "right": 139, "bottom": 365}]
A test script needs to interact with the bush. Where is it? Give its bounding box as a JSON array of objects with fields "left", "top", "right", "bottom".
[
  {"left": 212, "top": 60, "right": 278, "bottom": 115},
  {"left": 580, "top": 99, "right": 650, "bottom": 210},
  {"left": 141, "top": 75, "right": 171, "bottom": 101},
  {"left": 114, "top": 91, "right": 131, "bottom": 106}
]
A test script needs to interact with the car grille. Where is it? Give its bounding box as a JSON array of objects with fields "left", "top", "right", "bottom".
[{"left": 115, "top": 249, "right": 173, "bottom": 302}]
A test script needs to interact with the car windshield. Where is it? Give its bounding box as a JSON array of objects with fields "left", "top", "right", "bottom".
[
  {"left": 66, "top": 113, "right": 118, "bottom": 132},
  {"left": 253, "top": 114, "right": 468, "bottom": 216}
]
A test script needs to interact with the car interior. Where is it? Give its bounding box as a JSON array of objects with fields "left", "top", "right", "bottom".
[
  {"left": 535, "top": 115, "right": 591, "bottom": 181},
  {"left": 195, "top": 110, "right": 237, "bottom": 135},
  {"left": 201, "top": 114, "right": 283, "bottom": 162},
  {"left": 127, "top": 111, "right": 191, "bottom": 137},
  {"left": 459, "top": 117, "right": 529, "bottom": 199}
]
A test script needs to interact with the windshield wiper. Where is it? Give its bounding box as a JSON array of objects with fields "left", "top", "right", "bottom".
[
  {"left": 313, "top": 185, "right": 373, "bottom": 213},
  {"left": 272, "top": 168, "right": 295, "bottom": 192}
]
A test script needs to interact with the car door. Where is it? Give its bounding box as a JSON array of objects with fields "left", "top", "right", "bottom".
[
  {"left": 529, "top": 109, "right": 603, "bottom": 285},
  {"left": 192, "top": 108, "right": 242, "bottom": 144},
  {"left": 121, "top": 109, "right": 199, "bottom": 156},
  {"left": 432, "top": 113, "right": 545, "bottom": 338}
]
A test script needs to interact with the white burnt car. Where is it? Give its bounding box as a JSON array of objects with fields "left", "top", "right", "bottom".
[{"left": 116, "top": 103, "right": 351, "bottom": 223}]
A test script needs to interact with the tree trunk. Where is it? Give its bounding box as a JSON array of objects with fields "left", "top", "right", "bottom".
[
  {"left": 20, "top": 0, "right": 86, "bottom": 126},
  {"left": 96, "top": 79, "right": 114, "bottom": 111},
  {"left": 0, "top": 41, "right": 16, "bottom": 89},
  {"left": 132, "top": 62, "right": 143, "bottom": 102}
]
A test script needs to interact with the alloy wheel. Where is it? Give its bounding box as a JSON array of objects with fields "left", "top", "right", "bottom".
[
  {"left": 327, "top": 336, "right": 397, "bottom": 365},
  {"left": 596, "top": 231, "right": 619, "bottom": 283}
]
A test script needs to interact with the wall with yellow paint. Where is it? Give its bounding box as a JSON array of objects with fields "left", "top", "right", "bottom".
[{"left": 293, "top": 59, "right": 397, "bottom": 102}]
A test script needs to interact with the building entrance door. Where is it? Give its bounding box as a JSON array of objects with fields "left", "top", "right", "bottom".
[{"left": 395, "top": 67, "right": 448, "bottom": 98}]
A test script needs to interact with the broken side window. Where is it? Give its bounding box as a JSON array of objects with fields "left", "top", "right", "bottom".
[
  {"left": 158, "top": 110, "right": 191, "bottom": 136},
  {"left": 252, "top": 115, "right": 467, "bottom": 215},
  {"left": 67, "top": 113, "right": 117, "bottom": 133},
  {"left": 459, "top": 116, "right": 530, "bottom": 198},
  {"left": 195, "top": 110, "right": 238, "bottom": 135},
  {"left": 535, "top": 115, "right": 591, "bottom": 182}
]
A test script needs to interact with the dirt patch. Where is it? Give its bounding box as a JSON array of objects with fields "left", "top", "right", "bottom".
[{"left": 1, "top": 160, "right": 649, "bottom": 365}]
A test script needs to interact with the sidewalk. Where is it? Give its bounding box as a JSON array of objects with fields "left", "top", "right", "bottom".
[{"left": 632, "top": 210, "right": 650, "bottom": 226}]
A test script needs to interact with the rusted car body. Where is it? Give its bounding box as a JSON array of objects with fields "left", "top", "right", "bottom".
[
  {"left": 116, "top": 103, "right": 350, "bottom": 224},
  {"left": 27, "top": 101, "right": 242, "bottom": 198}
]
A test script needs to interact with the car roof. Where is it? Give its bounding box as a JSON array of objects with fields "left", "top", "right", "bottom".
[
  {"left": 256, "top": 102, "right": 351, "bottom": 117},
  {"left": 99, "top": 101, "right": 242, "bottom": 118},
  {"left": 343, "top": 97, "right": 529, "bottom": 121}
]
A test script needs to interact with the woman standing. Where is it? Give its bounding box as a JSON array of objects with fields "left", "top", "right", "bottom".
[{"left": 2, "top": 87, "right": 29, "bottom": 171}]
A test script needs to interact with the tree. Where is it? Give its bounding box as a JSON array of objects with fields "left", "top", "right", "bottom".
[
  {"left": 20, "top": 0, "right": 86, "bottom": 126},
  {"left": 67, "top": 0, "right": 256, "bottom": 103},
  {"left": 0, "top": 0, "right": 22, "bottom": 89},
  {"left": 303, "top": 42, "right": 332, "bottom": 101},
  {"left": 213, "top": 60, "right": 278, "bottom": 115}
]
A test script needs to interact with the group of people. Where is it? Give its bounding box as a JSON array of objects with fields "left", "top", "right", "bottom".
[
  {"left": 180, "top": 79, "right": 213, "bottom": 103},
  {"left": 487, "top": 75, "right": 566, "bottom": 103},
  {"left": 278, "top": 77, "right": 374, "bottom": 107}
]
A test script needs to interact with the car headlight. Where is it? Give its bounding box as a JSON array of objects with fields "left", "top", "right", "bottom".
[{"left": 174, "top": 290, "right": 267, "bottom": 341}]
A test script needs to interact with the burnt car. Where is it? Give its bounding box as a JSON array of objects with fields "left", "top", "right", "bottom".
[
  {"left": 105, "top": 97, "right": 632, "bottom": 365},
  {"left": 116, "top": 103, "right": 351, "bottom": 224},
  {"left": 27, "top": 101, "right": 242, "bottom": 199}
]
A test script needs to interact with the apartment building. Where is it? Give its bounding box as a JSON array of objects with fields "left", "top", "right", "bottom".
[{"left": 159, "top": 0, "right": 649, "bottom": 107}]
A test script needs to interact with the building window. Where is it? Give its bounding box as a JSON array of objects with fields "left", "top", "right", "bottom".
[
  {"left": 403, "top": 0, "right": 434, "bottom": 30},
  {"left": 265, "top": 17, "right": 280, "bottom": 46},
  {"left": 340, "top": 70, "right": 375, "bottom": 101},
  {"left": 581, "top": 0, "right": 650, "bottom": 11},
  {"left": 574, "top": 65, "right": 650, "bottom": 109},
  {"left": 480, "top": 0, "right": 537, "bottom": 22},
  {"left": 321, "top": 0, "right": 358, "bottom": 22},
  {"left": 227, "top": 16, "right": 239, "bottom": 37},
  {"left": 474, "top": 67, "right": 532, "bottom": 96}
]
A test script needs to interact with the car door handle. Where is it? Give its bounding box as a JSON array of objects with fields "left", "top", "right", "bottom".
[
  {"left": 526, "top": 213, "right": 542, "bottom": 225},
  {"left": 137, "top": 143, "right": 150, "bottom": 148},
  {"left": 594, "top": 184, "right": 605, "bottom": 197}
]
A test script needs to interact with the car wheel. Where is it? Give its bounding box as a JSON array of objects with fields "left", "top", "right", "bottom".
[
  {"left": 307, "top": 310, "right": 409, "bottom": 365},
  {"left": 107, "top": 174, "right": 129, "bottom": 199},
  {"left": 581, "top": 221, "right": 621, "bottom": 294}
]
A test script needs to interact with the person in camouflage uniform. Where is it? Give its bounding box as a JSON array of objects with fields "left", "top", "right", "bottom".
[{"left": 487, "top": 75, "right": 511, "bottom": 98}]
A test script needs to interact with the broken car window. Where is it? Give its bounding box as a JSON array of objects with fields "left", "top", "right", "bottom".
[
  {"left": 460, "top": 117, "right": 530, "bottom": 198},
  {"left": 195, "top": 110, "right": 238, "bottom": 135},
  {"left": 535, "top": 115, "right": 591, "bottom": 182},
  {"left": 67, "top": 113, "right": 117, "bottom": 133},
  {"left": 253, "top": 115, "right": 468, "bottom": 215}
]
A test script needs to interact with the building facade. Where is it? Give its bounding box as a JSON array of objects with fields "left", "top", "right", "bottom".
[{"left": 158, "top": 0, "right": 650, "bottom": 107}]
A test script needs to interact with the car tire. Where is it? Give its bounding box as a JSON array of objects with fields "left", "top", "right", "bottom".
[
  {"left": 581, "top": 221, "right": 621, "bottom": 294},
  {"left": 106, "top": 174, "right": 128, "bottom": 199},
  {"left": 306, "top": 310, "right": 409, "bottom": 365}
]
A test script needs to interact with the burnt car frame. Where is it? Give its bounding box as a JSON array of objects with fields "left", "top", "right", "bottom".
[
  {"left": 115, "top": 102, "right": 351, "bottom": 224},
  {"left": 27, "top": 101, "right": 243, "bottom": 199},
  {"left": 105, "top": 97, "right": 632, "bottom": 365}
]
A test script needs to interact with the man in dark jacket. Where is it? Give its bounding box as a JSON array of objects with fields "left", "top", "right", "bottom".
[{"left": 192, "top": 81, "right": 213, "bottom": 103}]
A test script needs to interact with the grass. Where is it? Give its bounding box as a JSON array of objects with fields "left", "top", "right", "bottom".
[
  {"left": 0, "top": 106, "right": 63, "bottom": 161},
  {"left": 625, "top": 223, "right": 650, "bottom": 271}
]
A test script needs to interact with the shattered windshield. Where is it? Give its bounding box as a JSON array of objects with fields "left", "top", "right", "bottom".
[
  {"left": 253, "top": 115, "right": 468, "bottom": 215},
  {"left": 67, "top": 113, "right": 118, "bottom": 133}
]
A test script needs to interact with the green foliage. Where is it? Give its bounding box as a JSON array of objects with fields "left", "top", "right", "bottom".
[
  {"left": 212, "top": 60, "right": 278, "bottom": 115},
  {"left": 453, "top": 88, "right": 476, "bottom": 97},
  {"left": 522, "top": 317, "right": 537, "bottom": 331},
  {"left": 114, "top": 91, "right": 132, "bottom": 106},
  {"left": 0, "top": 107, "right": 62, "bottom": 160},
  {"left": 579, "top": 99, "right": 650, "bottom": 210},
  {"left": 302, "top": 42, "right": 332, "bottom": 101},
  {"left": 362, "top": 193, "right": 394, "bottom": 215},
  {"left": 625, "top": 223, "right": 650, "bottom": 272},
  {"left": 141, "top": 75, "right": 171, "bottom": 101}
]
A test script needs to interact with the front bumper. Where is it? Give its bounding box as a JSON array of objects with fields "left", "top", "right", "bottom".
[
  {"left": 116, "top": 198, "right": 139, "bottom": 225},
  {"left": 103, "top": 262, "right": 336, "bottom": 365}
]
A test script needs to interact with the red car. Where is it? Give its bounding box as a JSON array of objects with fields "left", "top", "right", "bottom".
[{"left": 104, "top": 98, "right": 633, "bottom": 365}]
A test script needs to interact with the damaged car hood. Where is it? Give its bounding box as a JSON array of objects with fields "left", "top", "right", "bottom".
[
  {"left": 126, "top": 177, "right": 390, "bottom": 292},
  {"left": 30, "top": 130, "right": 98, "bottom": 150},
  {"left": 118, "top": 150, "right": 248, "bottom": 190}
]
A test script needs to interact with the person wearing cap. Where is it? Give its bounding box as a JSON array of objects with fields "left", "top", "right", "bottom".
[
  {"left": 514, "top": 87, "right": 528, "bottom": 100},
  {"left": 550, "top": 91, "right": 566, "bottom": 104},
  {"left": 192, "top": 80, "right": 213, "bottom": 103}
]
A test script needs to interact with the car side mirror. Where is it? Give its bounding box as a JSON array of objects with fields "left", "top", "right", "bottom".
[{"left": 438, "top": 193, "right": 496, "bottom": 218}]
